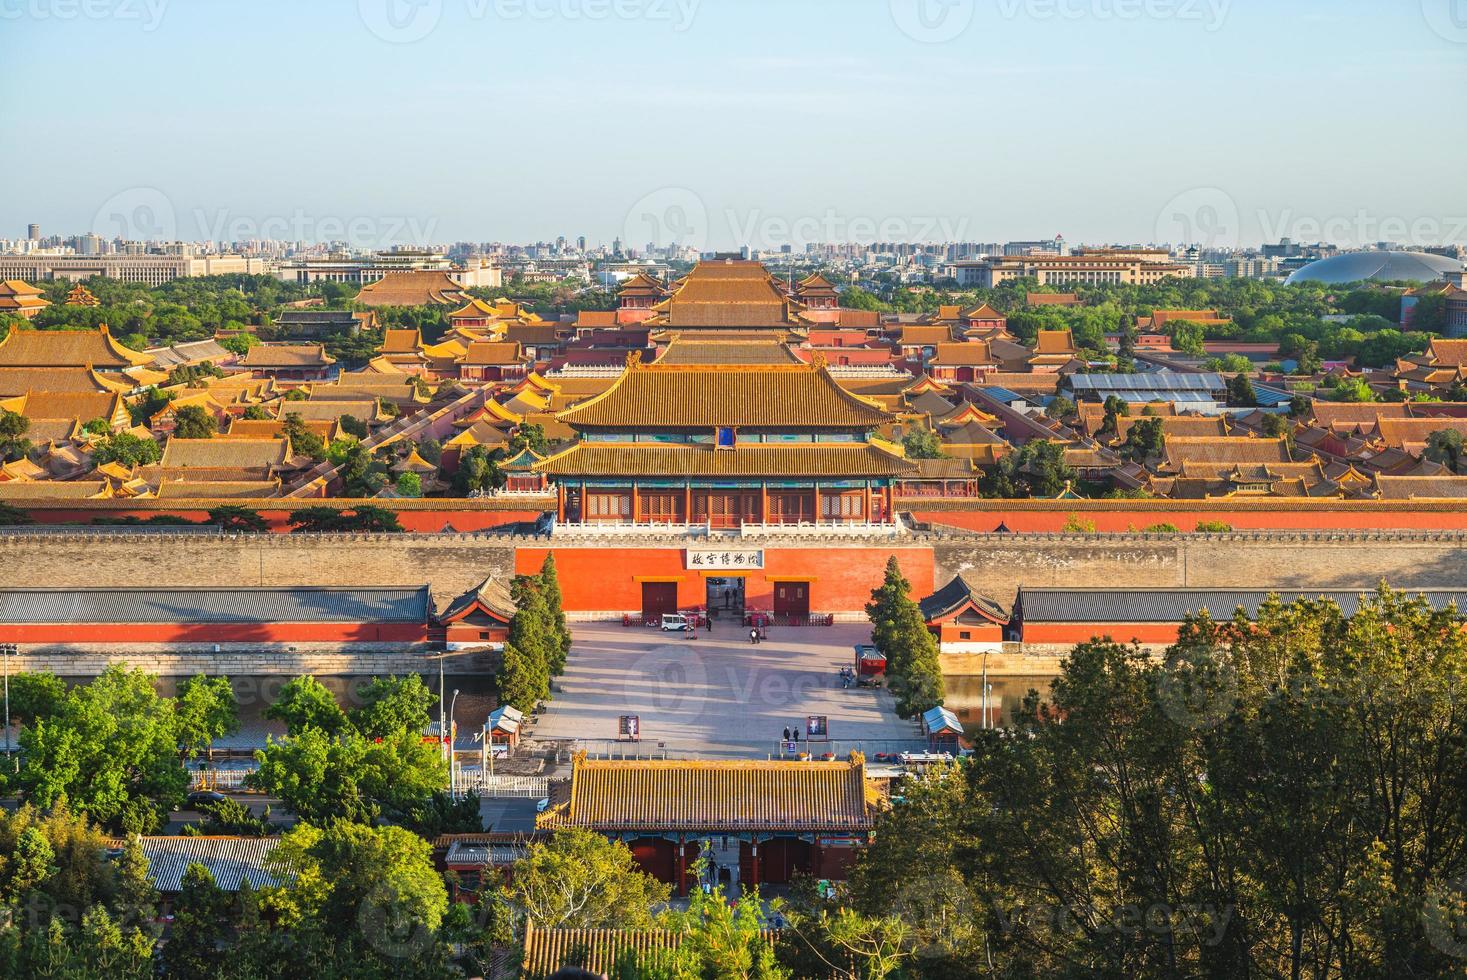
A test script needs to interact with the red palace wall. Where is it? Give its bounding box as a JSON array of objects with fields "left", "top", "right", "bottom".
[
  {"left": 0, "top": 623, "right": 429, "bottom": 644},
  {"left": 1018, "top": 623, "right": 1186, "bottom": 646},
  {"left": 910, "top": 506, "right": 1467, "bottom": 533},
  {"left": 515, "top": 546, "right": 934, "bottom": 615}
]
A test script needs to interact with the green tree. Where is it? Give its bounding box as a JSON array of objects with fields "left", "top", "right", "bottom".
[
  {"left": 900, "top": 426, "right": 944, "bottom": 459},
  {"left": 339, "top": 414, "right": 369, "bottom": 439},
  {"left": 1100, "top": 394, "right": 1129, "bottom": 437},
  {"left": 3, "top": 671, "right": 65, "bottom": 724},
  {"left": 1425, "top": 428, "right": 1464, "bottom": 472},
  {"left": 281, "top": 411, "right": 325, "bottom": 460},
  {"left": 396, "top": 471, "right": 423, "bottom": 497},
  {"left": 501, "top": 576, "right": 554, "bottom": 707},
  {"left": 15, "top": 666, "right": 189, "bottom": 832},
  {"left": 174, "top": 674, "right": 239, "bottom": 759},
  {"left": 495, "top": 643, "right": 542, "bottom": 715},
  {"left": 1120, "top": 415, "right": 1166, "bottom": 464},
  {"left": 538, "top": 553, "right": 572, "bottom": 676},
  {"left": 263, "top": 675, "right": 346, "bottom": 736},
  {"left": 164, "top": 864, "right": 230, "bottom": 980},
  {"left": 1045, "top": 395, "right": 1076, "bottom": 420},
  {"left": 0, "top": 502, "right": 33, "bottom": 526},
  {"left": 240, "top": 403, "right": 272, "bottom": 421},
  {"left": 89, "top": 432, "right": 162, "bottom": 467},
  {"left": 249, "top": 726, "right": 446, "bottom": 825},
  {"left": 207, "top": 504, "right": 268, "bottom": 532},
  {"left": 0, "top": 409, "right": 30, "bottom": 462},
  {"left": 349, "top": 674, "right": 437, "bottom": 740},
  {"left": 171, "top": 404, "right": 217, "bottom": 440},
  {"left": 1225, "top": 372, "right": 1258, "bottom": 407},
  {"left": 268, "top": 821, "right": 449, "bottom": 953},
  {"left": 864, "top": 557, "right": 944, "bottom": 719},
  {"left": 455, "top": 444, "right": 503, "bottom": 494},
  {"left": 504, "top": 829, "right": 668, "bottom": 930}
]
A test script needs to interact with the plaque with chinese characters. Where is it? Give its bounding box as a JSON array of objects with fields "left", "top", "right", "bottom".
[{"left": 685, "top": 550, "right": 765, "bottom": 569}]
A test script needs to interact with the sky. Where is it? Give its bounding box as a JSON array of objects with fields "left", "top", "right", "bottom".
[{"left": 1, "top": 0, "right": 1464, "bottom": 251}]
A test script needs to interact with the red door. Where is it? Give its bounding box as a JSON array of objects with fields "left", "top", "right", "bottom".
[
  {"left": 773, "top": 583, "right": 810, "bottom": 620},
  {"left": 642, "top": 582, "right": 677, "bottom": 622}
]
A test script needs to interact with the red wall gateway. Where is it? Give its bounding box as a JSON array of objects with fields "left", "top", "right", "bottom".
[{"left": 514, "top": 546, "right": 934, "bottom": 615}]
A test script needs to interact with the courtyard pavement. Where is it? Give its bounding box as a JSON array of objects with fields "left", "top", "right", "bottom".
[{"left": 529, "top": 622, "right": 917, "bottom": 759}]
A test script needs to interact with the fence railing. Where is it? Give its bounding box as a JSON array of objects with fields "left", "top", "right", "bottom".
[
  {"left": 189, "top": 768, "right": 255, "bottom": 791},
  {"left": 451, "top": 772, "right": 551, "bottom": 797}
]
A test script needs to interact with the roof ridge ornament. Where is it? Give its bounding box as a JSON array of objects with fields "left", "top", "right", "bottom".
[
  {"left": 810, "top": 350, "right": 827, "bottom": 371},
  {"left": 626, "top": 350, "right": 643, "bottom": 370}
]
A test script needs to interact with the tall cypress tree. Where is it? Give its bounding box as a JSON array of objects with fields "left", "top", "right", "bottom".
[
  {"left": 495, "top": 642, "right": 541, "bottom": 713},
  {"left": 507, "top": 576, "right": 553, "bottom": 705},
  {"left": 538, "top": 554, "right": 572, "bottom": 676},
  {"left": 865, "top": 556, "right": 944, "bottom": 719}
]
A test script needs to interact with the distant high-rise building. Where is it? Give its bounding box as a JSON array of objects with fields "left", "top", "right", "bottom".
[
  {"left": 27, "top": 224, "right": 40, "bottom": 241},
  {"left": 577, "top": 235, "right": 587, "bottom": 253}
]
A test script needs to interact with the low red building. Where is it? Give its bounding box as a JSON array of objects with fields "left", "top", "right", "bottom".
[
  {"left": 919, "top": 576, "right": 1010, "bottom": 652},
  {"left": 0, "top": 586, "right": 432, "bottom": 649},
  {"left": 432, "top": 576, "right": 515, "bottom": 650}
]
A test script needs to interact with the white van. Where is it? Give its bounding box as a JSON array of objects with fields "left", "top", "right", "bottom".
[{"left": 660, "top": 613, "right": 691, "bottom": 632}]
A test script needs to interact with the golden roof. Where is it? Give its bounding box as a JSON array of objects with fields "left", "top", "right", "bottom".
[
  {"left": 652, "top": 261, "right": 802, "bottom": 328},
  {"left": 354, "top": 271, "right": 469, "bottom": 308},
  {"left": 540, "top": 757, "right": 874, "bottom": 832},
  {"left": 161, "top": 437, "right": 289, "bottom": 470},
  {"left": 533, "top": 441, "right": 916, "bottom": 479},
  {"left": 0, "top": 325, "right": 150, "bottom": 368},
  {"left": 379, "top": 328, "right": 423, "bottom": 354},
  {"left": 556, "top": 360, "right": 891, "bottom": 430}
]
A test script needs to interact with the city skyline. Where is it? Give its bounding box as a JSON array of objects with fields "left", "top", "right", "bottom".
[{"left": 1, "top": 0, "right": 1464, "bottom": 250}]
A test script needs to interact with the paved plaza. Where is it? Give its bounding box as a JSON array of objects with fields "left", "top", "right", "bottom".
[{"left": 530, "top": 622, "right": 916, "bottom": 758}]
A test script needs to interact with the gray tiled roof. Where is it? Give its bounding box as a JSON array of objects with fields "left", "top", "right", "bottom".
[
  {"left": 0, "top": 587, "right": 430, "bottom": 624},
  {"left": 136, "top": 836, "right": 288, "bottom": 892},
  {"left": 1017, "top": 588, "right": 1467, "bottom": 624}
]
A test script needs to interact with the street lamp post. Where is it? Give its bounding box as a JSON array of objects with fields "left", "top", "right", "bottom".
[
  {"left": 2, "top": 643, "right": 13, "bottom": 772},
  {"left": 447, "top": 688, "right": 460, "bottom": 799}
]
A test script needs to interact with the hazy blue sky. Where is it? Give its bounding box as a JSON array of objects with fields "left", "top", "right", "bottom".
[{"left": 1, "top": 0, "right": 1463, "bottom": 249}]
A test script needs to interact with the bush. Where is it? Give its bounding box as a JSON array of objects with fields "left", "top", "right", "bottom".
[{"left": 1195, "top": 520, "right": 1233, "bottom": 533}]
